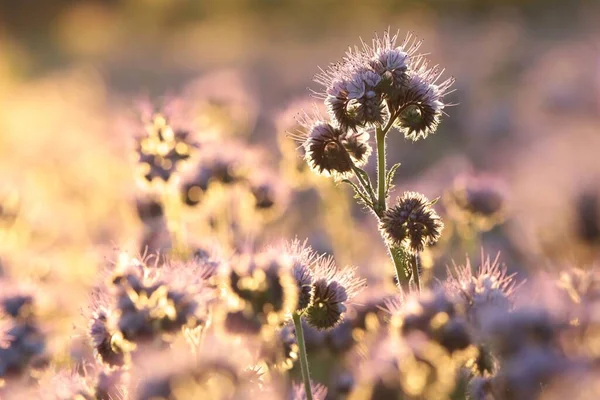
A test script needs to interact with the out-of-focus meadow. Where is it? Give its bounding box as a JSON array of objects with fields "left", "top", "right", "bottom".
[{"left": 1, "top": 0, "right": 600, "bottom": 398}]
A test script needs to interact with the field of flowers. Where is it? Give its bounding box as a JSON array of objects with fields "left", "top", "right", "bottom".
[{"left": 1, "top": 1, "right": 600, "bottom": 399}]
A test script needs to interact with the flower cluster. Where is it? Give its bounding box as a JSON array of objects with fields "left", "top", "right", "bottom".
[{"left": 89, "top": 253, "right": 216, "bottom": 367}]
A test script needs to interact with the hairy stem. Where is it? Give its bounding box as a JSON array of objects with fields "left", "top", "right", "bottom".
[
  {"left": 390, "top": 245, "right": 412, "bottom": 292},
  {"left": 376, "top": 126, "right": 387, "bottom": 216},
  {"left": 411, "top": 253, "right": 421, "bottom": 292},
  {"left": 375, "top": 108, "right": 414, "bottom": 291},
  {"left": 293, "top": 312, "right": 313, "bottom": 400}
]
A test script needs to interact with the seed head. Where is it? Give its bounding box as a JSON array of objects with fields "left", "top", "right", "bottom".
[{"left": 380, "top": 192, "right": 444, "bottom": 254}]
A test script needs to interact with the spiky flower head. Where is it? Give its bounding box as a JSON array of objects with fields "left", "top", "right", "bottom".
[
  {"left": 445, "top": 253, "right": 520, "bottom": 328},
  {"left": 290, "top": 110, "right": 372, "bottom": 180},
  {"left": 295, "top": 118, "right": 352, "bottom": 179},
  {"left": 393, "top": 59, "right": 454, "bottom": 141},
  {"left": 380, "top": 191, "right": 444, "bottom": 254},
  {"left": 303, "top": 256, "right": 365, "bottom": 330},
  {"left": 278, "top": 240, "right": 318, "bottom": 312}
]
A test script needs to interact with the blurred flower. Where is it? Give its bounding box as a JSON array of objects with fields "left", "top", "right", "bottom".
[
  {"left": 445, "top": 253, "right": 520, "bottom": 329},
  {"left": 575, "top": 189, "right": 600, "bottom": 246},
  {"left": 134, "top": 109, "right": 199, "bottom": 186},
  {"left": 0, "top": 283, "right": 48, "bottom": 379},
  {"left": 224, "top": 250, "right": 298, "bottom": 331},
  {"left": 348, "top": 331, "right": 460, "bottom": 400},
  {"left": 444, "top": 174, "right": 507, "bottom": 231},
  {"left": 387, "top": 289, "right": 472, "bottom": 354}
]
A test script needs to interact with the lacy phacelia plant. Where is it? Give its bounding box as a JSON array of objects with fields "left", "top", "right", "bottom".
[
  {"left": 279, "top": 240, "right": 365, "bottom": 400},
  {"left": 88, "top": 253, "right": 216, "bottom": 368},
  {"left": 291, "top": 30, "right": 452, "bottom": 292}
]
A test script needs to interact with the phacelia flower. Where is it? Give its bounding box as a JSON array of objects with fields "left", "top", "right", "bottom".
[
  {"left": 445, "top": 253, "right": 520, "bottom": 328},
  {"left": 225, "top": 250, "right": 298, "bottom": 329},
  {"left": 386, "top": 289, "right": 472, "bottom": 354},
  {"left": 134, "top": 112, "right": 199, "bottom": 184},
  {"left": 445, "top": 174, "right": 507, "bottom": 231},
  {"left": 315, "top": 31, "right": 422, "bottom": 130},
  {"left": 394, "top": 59, "right": 454, "bottom": 141},
  {"left": 290, "top": 111, "right": 373, "bottom": 180},
  {"left": 303, "top": 256, "right": 365, "bottom": 330},
  {"left": 0, "top": 285, "right": 48, "bottom": 379},
  {"left": 380, "top": 191, "right": 444, "bottom": 254},
  {"left": 296, "top": 119, "right": 353, "bottom": 179}
]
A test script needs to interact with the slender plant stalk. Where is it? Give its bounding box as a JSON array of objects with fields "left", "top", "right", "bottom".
[
  {"left": 390, "top": 245, "right": 412, "bottom": 292},
  {"left": 375, "top": 116, "right": 415, "bottom": 291},
  {"left": 293, "top": 312, "right": 313, "bottom": 400},
  {"left": 375, "top": 127, "right": 387, "bottom": 216},
  {"left": 411, "top": 253, "right": 421, "bottom": 291}
]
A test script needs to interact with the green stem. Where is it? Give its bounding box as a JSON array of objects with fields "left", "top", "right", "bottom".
[
  {"left": 411, "top": 253, "right": 421, "bottom": 292},
  {"left": 390, "top": 245, "right": 411, "bottom": 292},
  {"left": 376, "top": 126, "right": 387, "bottom": 216},
  {"left": 293, "top": 312, "right": 313, "bottom": 400}
]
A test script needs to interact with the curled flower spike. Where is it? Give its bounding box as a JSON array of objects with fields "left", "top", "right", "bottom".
[
  {"left": 278, "top": 239, "right": 365, "bottom": 329},
  {"left": 290, "top": 111, "right": 372, "bottom": 180},
  {"left": 380, "top": 191, "right": 444, "bottom": 254},
  {"left": 304, "top": 256, "right": 366, "bottom": 330},
  {"left": 295, "top": 119, "right": 353, "bottom": 178},
  {"left": 305, "top": 279, "right": 349, "bottom": 330},
  {"left": 394, "top": 59, "right": 454, "bottom": 141}
]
